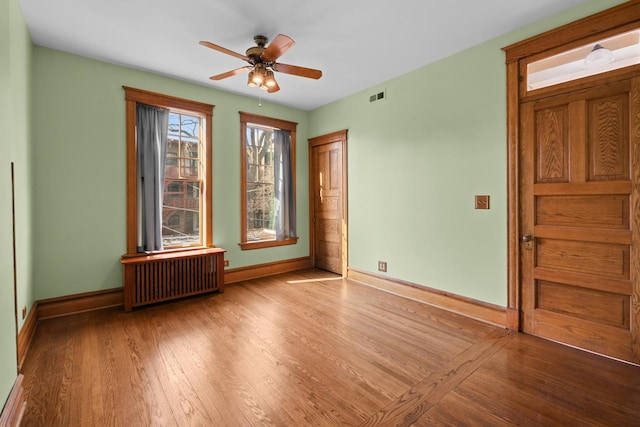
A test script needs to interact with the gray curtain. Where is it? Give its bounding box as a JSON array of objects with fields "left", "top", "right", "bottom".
[
  {"left": 136, "top": 103, "right": 170, "bottom": 252},
  {"left": 273, "top": 130, "right": 296, "bottom": 240}
]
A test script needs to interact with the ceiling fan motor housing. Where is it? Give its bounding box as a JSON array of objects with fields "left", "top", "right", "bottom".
[
  {"left": 246, "top": 35, "right": 268, "bottom": 64},
  {"left": 246, "top": 46, "right": 266, "bottom": 62}
]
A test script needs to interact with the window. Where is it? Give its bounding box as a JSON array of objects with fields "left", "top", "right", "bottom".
[
  {"left": 124, "top": 87, "right": 213, "bottom": 254},
  {"left": 240, "top": 112, "right": 298, "bottom": 250},
  {"left": 526, "top": 28, "right": 640, "bottom": 92},
  {"left": 163, "top": 113, "right": 202, "bottom": 247}
]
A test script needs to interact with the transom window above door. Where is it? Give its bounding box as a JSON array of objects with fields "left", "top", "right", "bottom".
[{"left": 526, "top": 28, "right": 640, "bottom": 92}]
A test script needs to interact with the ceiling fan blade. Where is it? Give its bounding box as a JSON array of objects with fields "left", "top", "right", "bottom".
[
  {"left": 267, "top": 81, "right": 281, "bottom": 93},
  {"left": 273, "top": 63, "right": 322, "bottom": 80},
  {"left": 209, "top": 66, "right": 251, "bottom": 80},
  {"left": 199, "top": 41, "right": 248, "bottom": 61},
  {"left": 261, "top": 34, "right": 295, "bottom": 62}
]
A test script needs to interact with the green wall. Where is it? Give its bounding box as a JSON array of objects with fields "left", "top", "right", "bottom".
[
  {"left": 31, "top": 47, "right": 310, "bottom": 300},
  {"left": 0, "top": 0, "right": 32, "bottom": 409},
  {"left": 10, "top": 0, "right": 32, "bottom": 334},
  {"left": 309, "top": 0, "right": 626, "bottom": 307},
  {"left": 0, "top": 0, "right": 14, "bottom": 408}
]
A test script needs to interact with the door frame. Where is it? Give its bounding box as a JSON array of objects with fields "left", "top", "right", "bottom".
[
  {"left": 502, "top": 2, "right": 640, "bottom": 331},
  {"left": 308, "top": 130, "right": 348, "bottom": 276}
]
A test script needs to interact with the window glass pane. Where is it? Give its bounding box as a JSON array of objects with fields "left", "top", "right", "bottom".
[
  {"left": 165, "top": 145, "right": 179, "bottom": 177},
  {"left": 179, "top": 158, "right": 199, "bottom": 178},
  {"left": 163, "top": 180, "right": 200, "bottom": 246},
  {"left": 180, "top": 116, "right": 200, "bottom": 143},
  {"left": 246, "top": 125, "right": 275, "bottom": 241},
  {"left": 163, "top": 112, "right": 202, "bottom": 247}
]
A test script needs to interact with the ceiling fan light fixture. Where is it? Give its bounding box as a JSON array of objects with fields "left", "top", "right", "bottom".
[
  {"left": 252, "top": 64, "right": 266, "bottom": 85},
  {"left": 265, "top": 70, "right": 277, "bottom": 87},
  {"left": 247, "top": 71, "right": 257, "bottom": 87}
]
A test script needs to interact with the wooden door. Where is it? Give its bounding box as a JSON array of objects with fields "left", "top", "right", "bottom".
[
  {"left": 309, "top": 131, "right": 347, "bottom": 275},
  {"left": 520, "top": 78, "right": 640, "bottom": 364}
]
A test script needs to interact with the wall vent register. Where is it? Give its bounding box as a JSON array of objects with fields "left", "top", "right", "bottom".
[{"left": 369, "top": 90, "right": 386, "bottom": 102}]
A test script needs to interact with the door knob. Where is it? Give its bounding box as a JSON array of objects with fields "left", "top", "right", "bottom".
[{"left": 521, "top": 234, "right": 534, "bottom": 250}]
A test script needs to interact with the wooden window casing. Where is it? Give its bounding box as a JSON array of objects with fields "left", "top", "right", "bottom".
[
  {"left": 239, "top": 111, "right": 298, "bottom": 250},
  {"left": 123, "top": 87, "right": 214, "bottom": 255}
]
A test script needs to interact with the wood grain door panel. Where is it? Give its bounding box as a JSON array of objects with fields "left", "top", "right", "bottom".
[
  {"left": 314, "top": 143, "right": 342, "bottom": 274},
  {"left": 536, "top": 239, "right": 629, "bottom": 278},
  {"left": 532, "top": 310, "right": 632, "bottom": 362},
  {"left": 521, "top": 78, "right": 639, "bottom": 363},
  {"left": 536, "top": 280, "right": 630, "bottom": 328},
  {"left": 587, "top": 93, "right": 629, "bottom": 181},
  {"left": 310, "top": 131, "right": 347, "bottom": 275},
  {"left": 536, "top": 195, "right": 629, "bottom": 228}
]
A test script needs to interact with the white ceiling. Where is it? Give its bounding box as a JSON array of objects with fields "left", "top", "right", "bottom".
[{"left": 20, "top": 0, "right": 590, "bottom": 111}]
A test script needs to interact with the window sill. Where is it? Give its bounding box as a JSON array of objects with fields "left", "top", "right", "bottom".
[
  {"left": 121, "top": 247, "right": 226, "bottom": 263},
  {"left": 239, "top": 237, "right": 298, "bottom": 251}
]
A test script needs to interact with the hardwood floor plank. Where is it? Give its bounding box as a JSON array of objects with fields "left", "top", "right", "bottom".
[
  {"left": 253, "top": 273, "right": 488, "bottom": 378},
  {"left": 414, "top": 333, "right": 640, "bottom": 426},
  {"left": 413, "top": 391, "right": 516, "bottom": 427},
  {"left": 207, "top": 281, "right": 378, "bottom": 424},
  {"left": 20, "top": 316, "right": 71, "bottom": 426},
  {"left": 94, "top": 312, "right": 121, "bottom": 426},
  {"left": 175, "top": 298, "right": 301, "bottom": 425},
  {"left": 360, "top": 328, "right": 515, "bottom": 426},
  {"left": 136, "top": 308, "right": 217, "bottom": 425},
  {"left": 68, "top": 316, "right": 101, "bottom": 425},
  {"left": 168, "top": 282, "right": 364, "bottom": 425},
  {"left": 468, "top": 334, "right": 640, "bottom": 425},
  {"left": 19, "top": 269, "right": 640, "bottom": 426}
]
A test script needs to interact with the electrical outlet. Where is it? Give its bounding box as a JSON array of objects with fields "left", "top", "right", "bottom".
[
  {"left": 22, "top": 306, "right": 26, "bottom": 320},
  {"left": 224, "top": 259, "right": 229, "bottom": 267},
  {"left": 378, "top": 261, "right": 387, "bottom": 272}
]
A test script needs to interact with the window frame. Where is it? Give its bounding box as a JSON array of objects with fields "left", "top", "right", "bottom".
[
  {"left": 124, "top": 87, "right": 214, "bottom": 254},
  {"left": 239, "top": 111, "right": 298, "bottom": 250}
]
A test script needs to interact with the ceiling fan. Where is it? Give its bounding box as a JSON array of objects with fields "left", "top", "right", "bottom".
[{"left": 199, "top": 34, "right": 322, "bottom": 93}]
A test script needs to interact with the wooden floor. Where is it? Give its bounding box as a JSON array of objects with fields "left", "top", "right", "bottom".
[{"left": 20, "top": 269, "right": 640, "bottom": 426}]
